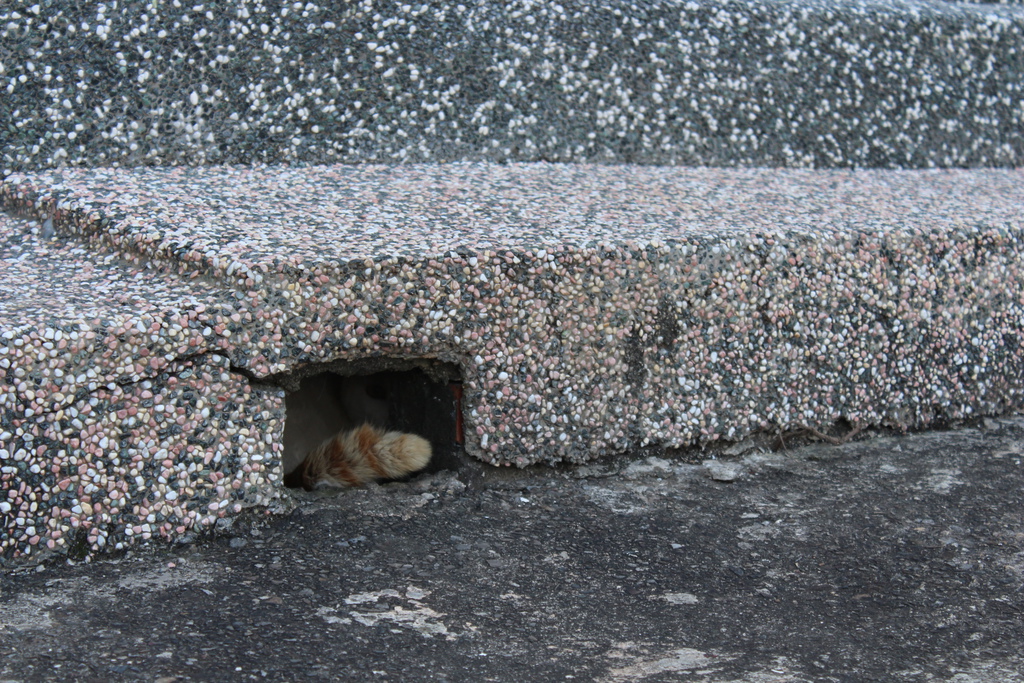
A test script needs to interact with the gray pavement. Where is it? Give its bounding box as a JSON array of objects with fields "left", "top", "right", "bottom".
[{"left": 2, "top": 419, "right": 1023, "bottom": 682}]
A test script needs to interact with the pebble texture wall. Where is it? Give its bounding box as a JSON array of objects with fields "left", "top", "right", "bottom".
[
  {"left": 3, "top": 0, "right": 1024, "bottom": 564},
  {"left": 2, "top": 0, "right": 1023, "bottom": 171},
  {"left": 3, "top": 163, "right": 1024, "bottom": 562}
]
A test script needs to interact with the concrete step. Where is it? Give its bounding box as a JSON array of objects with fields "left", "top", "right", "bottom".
[
  {"left": 2, "top": 0, "right": 1023, "bottom": 170},
  {"left": 2, "top": 162, "right": 1024, "bottom": 562},
  {"left": 3, "top": 0, "right": 1024, "bottom": 564}
]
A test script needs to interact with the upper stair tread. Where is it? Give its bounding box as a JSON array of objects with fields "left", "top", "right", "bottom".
[{"left": 5, "top": 164, "right": 1023, "bottom": 285}]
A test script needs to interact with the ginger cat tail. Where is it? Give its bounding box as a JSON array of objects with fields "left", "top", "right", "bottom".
[{"left": 284, "top": 423, "right": 432, "bottom": 490}]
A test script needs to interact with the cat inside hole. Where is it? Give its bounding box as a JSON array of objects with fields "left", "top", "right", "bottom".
[{"left": 282, "top": 374, "right": 431, "bottom": 490}]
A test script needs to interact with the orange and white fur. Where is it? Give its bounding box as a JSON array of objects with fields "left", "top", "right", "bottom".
[
  {"left": 284, "top": 423, "right": 431, "bottom": 490},
  {"left": 282, "top": 375, "right": 431, "bottom": 489}
]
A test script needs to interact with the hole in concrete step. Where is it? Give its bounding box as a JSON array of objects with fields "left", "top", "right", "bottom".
[{"left": 278, "top": 359, "right": 463, "bottom": 489}]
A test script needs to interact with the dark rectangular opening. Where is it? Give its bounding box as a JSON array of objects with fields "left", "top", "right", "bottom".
[{"left": 279, "top": 361, "right": 463, "bottom": 488}]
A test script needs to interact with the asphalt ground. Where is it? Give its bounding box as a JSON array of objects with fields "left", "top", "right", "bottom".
[{"left": 2, "top": 418, "right": 1023, "bottom": 683}]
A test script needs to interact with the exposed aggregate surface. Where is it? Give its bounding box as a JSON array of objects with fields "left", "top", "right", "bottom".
[
  {"left": 0, "top": 212, "right": 285, "bottom": 564},
  {"left": 2, "top": 162, "right": 1024, "bottom": 563},
  {"left": 3, "top": 0, "right": 1024, "bottom": 172}
]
